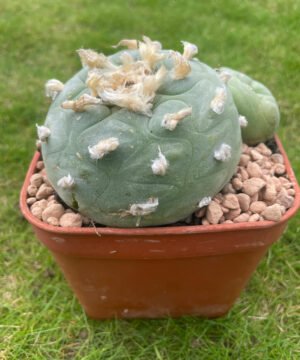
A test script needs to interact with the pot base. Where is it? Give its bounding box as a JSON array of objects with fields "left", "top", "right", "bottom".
[{"left": 20, "top": 136, "right": 300, "bottom": 319}]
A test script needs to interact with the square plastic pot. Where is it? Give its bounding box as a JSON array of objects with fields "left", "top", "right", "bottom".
[{"left": 20, "top": 136, "right": 300, "bottom": 319}]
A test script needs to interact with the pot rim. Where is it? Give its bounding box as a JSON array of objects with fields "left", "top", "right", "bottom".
[{"left": 20, "top": 135, "right": 300, "bottom": 236}]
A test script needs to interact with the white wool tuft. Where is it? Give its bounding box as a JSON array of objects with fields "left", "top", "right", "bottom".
[
  {"left": 57, "top": 174, "right": 75, "bottom": 189},
  {"left": 239, "top": 115, "right": 248, "bottom": 127},
  {"left": 198, "top": 197, "right": 212, "bottom": 208},
  {"left": 181, "top": 41, "right": 198, "bottom": 60},
  {"left": 88, "top": 137, "right": 119, "bottom": 160},
  {"left": 210, "top": 86, "right": 227, "bottom": 114},
  {"left": 214, "top": 143, "right": 232, "bottom": 162},
  {"left": 151, "top": 147, "right": 169, "bottom": 176},
  {"left": 36, "top": 124, "right": 51, "bottom": 142},
  {"left": 61, "top": 94, "right": 102, "bottom": 112},
  {"left": 128, "top": 197, "right": 159, "bottom": 217},
  {"left": 162, "top": 107, "right": 192, "bottom": 131},
  {"left": 45, "top": 79, "right": 64, "bottom": 100},
  {"left": 218, "top": 70, "right": 232, "bottom": 84}
]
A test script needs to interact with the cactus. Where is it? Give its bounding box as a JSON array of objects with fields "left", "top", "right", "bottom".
[
  {"left": 218, "top": 67, "right": 280, "bottom": 145},
  {"left": 39, "top": 37, "right": 242, "bottom": 227}
]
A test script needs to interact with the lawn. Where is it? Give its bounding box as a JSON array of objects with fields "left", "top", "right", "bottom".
[{"left": 0, "top": 0, "right": 299, "bottom": 358}]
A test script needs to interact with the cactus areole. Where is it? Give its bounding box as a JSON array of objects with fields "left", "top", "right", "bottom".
[{"left": 40, "top": 37, "right": 242, "bottom": 227}]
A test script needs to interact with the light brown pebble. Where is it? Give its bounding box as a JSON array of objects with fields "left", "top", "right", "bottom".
[
  {"left": 247, "top": 162, "right": 263, "bottom": 178},
  {"left": 46, "top": 217, "right": 59, "bottom": 226},
  {"left": 242, "top": 178, "right": 266, "bottom": 196},
  {"left": 31, "top": 199, "right": 48, "bottom": 210},
  {"left": 47, "top": 199, "right": 59, "bottom": 206},
  {"left": 27, "top": 185, "right": 38, "bottom": 197},
  {"left": 249, "top": 214, "right": 260, "bottom": 222},
  {"left": 36, "top": 161, "right": 45, "bottom": 170},
  {"left": 255, "top": 143, "right": 272, "bottom": 156},
  {"left": 276, "top": 189, "right": 294, "bottom": 209},
  {"left": 221, "top": 183, "right": 236, "bottom": 194},
  {"left": 232, "top": 177, "right": 243, "bottom": 191},
  {"left": 26, "top": 197, "right": 37, "bottom": 206},
  {"left": 274, "top": 163, "right": 286, "bottom": 176},
  {"left": 238, "top": 154, "right": 250, "bottom": 167},
  {"left": 236, "top": 193, "right": 251, "bottom": 212},
  {"left": 263, "top": 161, "right": 273, "bottom": 170},
  {"left": 213, "top": 193, "right": 223, "bottom": 204},
  {"left": 59, "top": 213, "right": 83, "bottom": 227},
  {"left": 279, "top": 177, "right": 292, "bottom": 189},
  {"left": 206, "top": 201, "right": 223, "bottom": 224},
  {"left": 250, "top": 193, "right": 259, "bottom": 203},
  {"left": 47, "top": 195, "right": 56, "bottom": 201},
  {"left": 202, "top": 218, "right": 210, "bottom": 225},
  {"left": 249, "top": 201, "right": 267, "bottom": 214},
  {"left": 36, "top": 184, "right": 54, "bottom": 200},
  {"left": 287, "top": 188, "right": 295, "bottom": 196},
  {"left": 195, "top": 207, "right": 206, "bottom": 218},
  {"left": 263, "top": 183, "right": 277, "bottom": 202},
  {"left": 221, "top": 206, "right": 230, "bottom": 214},
  {"left": 250, "top": 149, "right": 263, "bottom": 161},
  {"left": 222, "top": 194, "right": 240, "bottom": 210},
  {"left": 30, "top": 173, "right": 43, "bottom": 188},
  {"left": 223, "top": 220, "right": 233, "bottom": 224},
  {"left": 261, "top": 204, "right": 282, "bottom": 222},
  {"left": 224, "top": 208, "right": 241, "bottom": 221},
  {"left": 238, "top": 167, "right": 249, "bottom": 181},
  {"left": 31, "top": 206, "right": 43, "bottom": 219},
  {"left": 219, "top": 216, "right": 225, "bottom": 223},
  {"left": 233, "top": 213, "right": 250, "bottom": 223},
  {"left": 271, "top": 153, "right": 284, "bottom": 164},
  {"left": 242, "top": 144, "right": 250, "bottom": 154},
  {"left": 42, "top": 204, "right": 65, "bottom": 222},
  {"left": 65, "top": 209, "right": 74, "bottom": 214},
  {"left": 271, "top": 177, "right": 282, "bottom": 192},
  {"left": 280, "top": 206, "right": 286, "bottom": 215}
]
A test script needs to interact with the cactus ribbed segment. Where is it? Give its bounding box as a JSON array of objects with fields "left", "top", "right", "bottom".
[
  {"left": 41, "top": 38, "right": 241, "bottom": 227},
  {"left": 219, "top": 67, "right": 280, "bottom": 145}
]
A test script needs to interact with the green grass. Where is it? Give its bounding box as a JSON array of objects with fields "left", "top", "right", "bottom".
[{"left": 1, "top": 0, "right": 300, "bottom": 358}]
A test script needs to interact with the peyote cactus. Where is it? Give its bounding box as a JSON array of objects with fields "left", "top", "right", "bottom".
[
  {"left": 38, "top": 37, "right": 243, "bottom": 227},
  {"left": 218, "top": 67, "right": 280, "bottom": 145}
]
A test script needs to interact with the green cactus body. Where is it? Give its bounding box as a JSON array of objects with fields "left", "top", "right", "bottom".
[
  {"left": 220, "top": 67, "right": 280, "bottom": 145},
  {"left": 41, "top": 40, "right": 241, "bottom": 227}
]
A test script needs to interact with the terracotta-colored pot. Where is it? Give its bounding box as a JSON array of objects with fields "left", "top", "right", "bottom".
[{"left": 20, "top": 136, "right": 300, "bottom": 319}]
